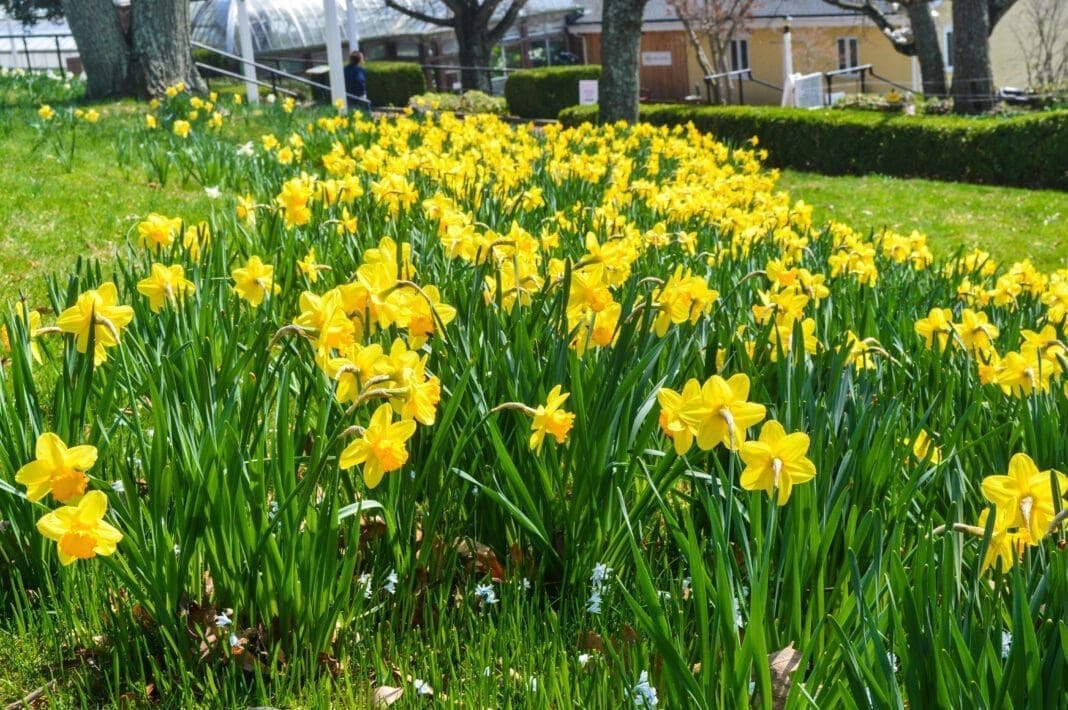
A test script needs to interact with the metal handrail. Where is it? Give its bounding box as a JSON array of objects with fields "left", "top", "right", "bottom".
[
  {"left": 704, "top": 68, "right": 752, "bottom": 81},
  {"left": 824, "top": 63, "right": 872, "bottom": 78},
  {"left": 190, "top": 40, "right": 371, "bottom": 109},
  {"left": 194, "top": 62, "right": 301, "bottom": 97}
]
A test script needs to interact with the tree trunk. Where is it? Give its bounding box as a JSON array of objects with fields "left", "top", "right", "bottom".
[
  {"left": 132, "top": 0, "right": 205, "bottom": 96},
  {"left": 456, "top": 21, "right": 493, "bottom": 93},
  {"left": 599, "top": 0, "right": 647, "bottom": 123},
  {"left": 952, "top": 0, "right": 994, "bottom": 113},
  {"left": 60, "top": 0, "right": 136, "bottom": 99},
  {"left": 906, "top": 1, "right": 947, "bottom": 97}
]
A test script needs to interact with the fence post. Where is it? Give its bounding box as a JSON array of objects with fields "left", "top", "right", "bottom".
[
  {"left": 738, "top": 74, "right": 745, "bottom": 105},
  {"left": 825, "top": 74, "right": 832, "bottom": 106},
  {"left": 860, "top": 67, "right": 866, "bottom": 94}
]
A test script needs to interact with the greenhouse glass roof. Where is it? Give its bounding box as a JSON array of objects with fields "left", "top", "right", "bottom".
[{"left": 190, "top": 0, "right": 581, "bottom": 54}]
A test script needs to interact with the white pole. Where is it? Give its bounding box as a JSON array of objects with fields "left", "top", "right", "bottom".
[
  {"left": 237, "top": 0, "right": 259, "bottom": 104},
  {"left": 346, "top": 0, "right": 359, "bottom": 52},
  {"left": 323, "top": 0, "right": 347, "bottom": 112},
  {"left": 780, "top": 22, "right": 795, "bottom": 107}
]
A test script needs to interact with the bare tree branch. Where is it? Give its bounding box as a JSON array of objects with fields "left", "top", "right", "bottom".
[
  {"left": 820, "top": 0, "right": 915, "bottom": 53},
  {"left": 487, "top": 0, "right": 529, "bottom": 42},
  {"left": 383, "top": 0, "right": 456, "bottom": 27}
]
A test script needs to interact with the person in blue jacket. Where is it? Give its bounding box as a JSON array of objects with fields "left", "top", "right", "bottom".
[{"left": 344, "top": 51, "right": 367, "bottom": 108}]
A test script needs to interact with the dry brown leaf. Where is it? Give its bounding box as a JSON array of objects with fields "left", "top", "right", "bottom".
[
  {"left": 580, "top": 631, "right": 604, "bottom": 651},
  {"left": 767, "top": 643, "right": 803, "bottom": 708},
  {"left": 373, "top": 686, "right": 404, "bottom": 707}
]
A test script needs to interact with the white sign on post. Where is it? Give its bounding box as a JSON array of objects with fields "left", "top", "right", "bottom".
[
  {"left": 578, "top": 80, "right": 599, "bottom": 106},
  {"left": 641, "top": 51, "right": 672, "bottom": 67},
  {"left": 793, "top": 72, "right": 825, "bottom": 109}
]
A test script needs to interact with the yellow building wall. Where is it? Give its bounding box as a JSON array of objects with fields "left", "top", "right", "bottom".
[
  {"left": 989, "top": 0, "right": 1068, "bottom": 88},
  {"left": 679, "top": 24, "right": 915, "bottom": 106}
]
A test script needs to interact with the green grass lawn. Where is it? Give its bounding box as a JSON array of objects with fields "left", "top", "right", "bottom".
[
  {"left": 776, "top": 169, "right": 1068, "bottom": 271},
  {"left": 0, "top": 104, "right": 216, "bottom": 306},
  {"left": 3, "top": 116, "right": 1065, "bottom": 312}
]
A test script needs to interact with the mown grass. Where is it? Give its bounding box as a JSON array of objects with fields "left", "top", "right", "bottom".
[{"left": 776, "top": 169, "right": 1068, "bottom": 271}]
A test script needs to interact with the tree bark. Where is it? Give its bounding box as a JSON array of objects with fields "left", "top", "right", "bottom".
[
  {"left": 131, "top": 0, "right": 205, "bottom": 96},
  {"left": 455, "top": 20, "right": 493, "bottom": 93},
  {"left": 599, "top": 0, "right": 648, "bottom": 123},
  {"left": 60, "top": 0, "right": 136, "bottom": 98},
  {"left": 952, "top": 0, "right": 994, "bottom": 113},
  {"left": 906, "top": 1, "right": 947, "bottom": 97}
]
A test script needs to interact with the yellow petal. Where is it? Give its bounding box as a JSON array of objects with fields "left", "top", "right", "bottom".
[
  {"left": 64, "top": 444, "right": 98, "bottom": 471},
  {"left": 36, "top": 432, "right": 66, "bottom": 468}
]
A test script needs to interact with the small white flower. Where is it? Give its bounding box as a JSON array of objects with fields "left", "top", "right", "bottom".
[
  {"left": 383, "top": 569, "right": 398, "bottom": 595},
  {"left": 413, "top": 679, "right": 432, "bottom": 695},
  {"left": 111, "top": 480, "right": 126, "bottom": 494},
  {"left": 681, "top": 577, "right": 692, "bottom": 597},
  {"left": 204, "top": 186, "right": 221, "bottom": 199},
  {"left": 630, "top": 670, "right": 658, "bottom": 707},
  {"left": 236, "top": 141, "right": 255, "bottom": 156},
  {"left": 358, "top": 573, "right": 373, "bottom": 599},
  {"left": 474, "top": 583, "right": 498, "bottom": 605},
  {"left": 215, "top": 612, "right": 232, "bottom": 627},
  {"left": 528, "top": 676, "right": 538, "bottom": 692},
  {"left": 578, "top": 653, "right": 592, "bottom": 667},
  {"left": 591, "top": 563, "right": 612, "bottom": 590},
  {"left": 657, "top": 590, "right": 672, "bottom": 601},
  {"left": 1001, "top": 630, "right": 1013, "bottom": 659},
  {"left": 268, "top": 500, "right": 280, "bottom": 519},
  {"left": 229, "top": 633, "right": 240, "bottom": 647},
  {"left": 522, "top": 577, "right": 531, "bottom": 590},
  {"left": 266, "top": 93, "right": 277, "bottom": 104},
  {"left": 586, "top": 590, "right": 602, "bottom": 614}
]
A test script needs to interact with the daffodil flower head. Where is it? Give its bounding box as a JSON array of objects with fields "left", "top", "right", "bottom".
[
  {"left": 16, "top": 432, "right": 97, "bottom": 503},
  {"left": 528, "top": 385, "right": 575, "bottom": 452},
  {"left": 339, "top": 403, "right": 418, "bottom": 488},
  {"left": 36, "top": 490, "right": 123, "bottom": 565},
  {"left": 739, "top": 420, "right": 817, "bottom": 505}
]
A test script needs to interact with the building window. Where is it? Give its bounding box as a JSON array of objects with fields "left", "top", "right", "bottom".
[
  {"left": 730, "top": 38, "right": 749, "bottom": 72},
  {"left": 837, "top": 37, "right": 859, "bottom": 71},
  {"left": 944, "top": 28, "right": 953, "bottom": 69}
]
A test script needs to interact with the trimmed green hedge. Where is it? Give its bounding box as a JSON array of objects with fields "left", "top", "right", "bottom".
[
  {"left": 558, "top": 104, "right": 1068, "bottom": 189},
  {"left": 505, "top": 66, "right": 601, "bottom": 120},
  {"left": 366, "top": 61, "right": 426, "bottom": 108}
]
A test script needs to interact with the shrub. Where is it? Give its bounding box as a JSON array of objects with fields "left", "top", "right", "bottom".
[
  {"left": 505, "top": 66, "right": 601, "bottom": 119},
  {"left": 558, "top": 104, "right": 1068, "bottom": 189},
  {"left": 366, "top": 61, "right": 426, "bottom": 107},
  {"left": 409, "top": 90, "right": 507, "bottom": 115}
]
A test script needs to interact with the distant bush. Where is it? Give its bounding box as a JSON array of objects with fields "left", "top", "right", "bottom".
[
  {"left": 410, "top": 91, "right": 507, "bottom": 115},
  {"left": 558, "top": 104, "right": 1068, "bottom": 189},
  {"left": 504, "top": 66, "right": 601, "bottom": 119},
  {"left": 366, "top": 62, "right": 426, "bottom": 108}
]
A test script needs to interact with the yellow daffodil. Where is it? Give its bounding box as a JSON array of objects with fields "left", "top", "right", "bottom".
[
  {"left": 980, "top": 453, "right": 1067, "bottom": 543},
  {"left": 36, "top": 490, "right": 122, "bottom": 565},
  {"left": 38, "top": 104, "right": 55, "bottom": 120},
  {"left": 16, "top": 432, "right": 97, "bottom": 503},
  {"left": 55, "top": 282, "right": 135, "bottom": 365},
  {"left": 739, "top": 420, "right": 817, "bottom": 505},
  {"left": 977, "top": 509, "right": 1028, "bottom": 574},
  {"left": 529, "top": 385, "right": 575, "bottom": 452},
  {"left": 1, "top": 303, "right": 43, "bottom": 364},
  {"left": 173, "top": 119, "right": 191, "bottom": 138},
  {"left": 340, "top": 403, "right": 418, "bottom": 488},
  {"left": 136, "top": 263, "right": 195, "bottom": 313},
  {"left": 681, "top": 373, "right": 766, "bottom": 451},
  {"left": 904, "top": 429, "right": 942, "bottom": 464},
  {"left": 231, "top": 256, "right": 280, "bottom": 307},
  {"left": 914, "top": 308, "right": 955, "bottom": 350}
]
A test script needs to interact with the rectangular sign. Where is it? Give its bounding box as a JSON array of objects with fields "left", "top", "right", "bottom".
[
  {"left": 641, "top": 51, "right": 673, "bottom": 67},
  {"left": 794, "top": 72, "right": 825, "bottom": 109},
  {"left": 578, "top": 79, "right": 599, "bottom": 106}
]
